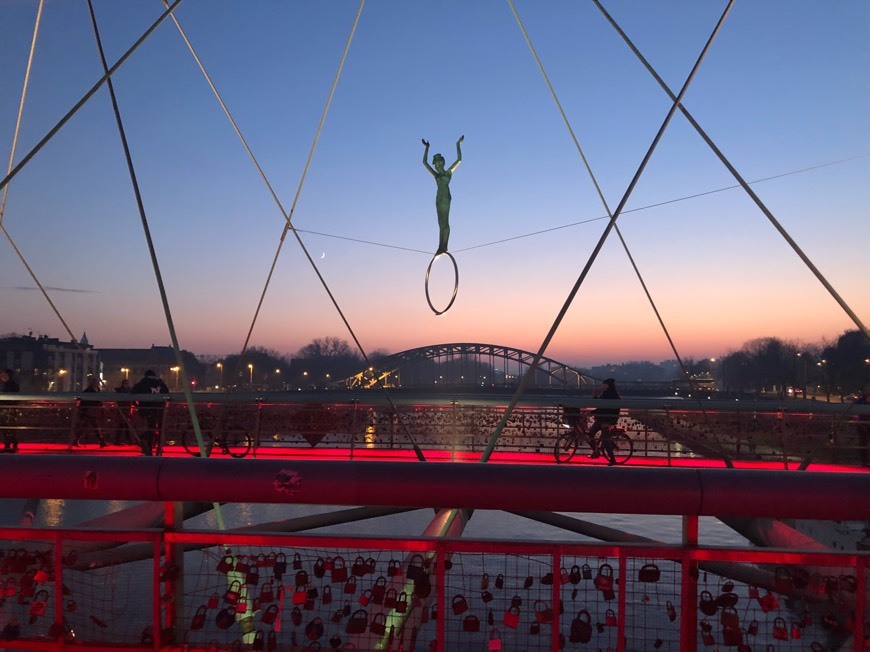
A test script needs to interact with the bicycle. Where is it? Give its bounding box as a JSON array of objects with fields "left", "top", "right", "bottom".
[
  {"left": 554, "top": 409, "right": 633, "bottom": 465},
  {"left": 181, "top": 427, "right": 253, "bottom": 458}
]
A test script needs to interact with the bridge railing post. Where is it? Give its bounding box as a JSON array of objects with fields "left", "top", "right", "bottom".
[{"left": 681, "top": 515, "right": 699, "bottom": 651}]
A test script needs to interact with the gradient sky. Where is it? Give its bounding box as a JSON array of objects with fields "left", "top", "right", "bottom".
[{"left": 1, "top": 1, "right": 868, "bottom": 367}]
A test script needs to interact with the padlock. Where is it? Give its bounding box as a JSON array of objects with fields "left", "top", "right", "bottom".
[
  {"left": 259, "top": 581, "right": 275, "bottom": 604},
  {"left": 384, "top": 587, "right": 398, "bottom": 609},
  {"left": 463, "top": 614, "right": 480, "bottom": 632},
  {"left": 772, "top": 616, "right": 789, "bottom": 641},
  {"left": 29, "top": 589, "right": 49, "bottom": 617},
  {"left": 369, "top": 613, "right": 387, "bottom": 636},
  {"left": 406, "top": 554, "right": 425, "bottom": 581},
  {"left": 594, "top": 563, "right": 614, "bottom": 591},
  {"left": 535, "top": 600, "right": 553, "bottom": 624},
  {"left": 312, "top": 557, "right": 326, "bottom": 579},
  {"left": 344, "top": 609, "right": 369, "bottom": 634},
  {"left": 261, "top": 604, "right": 279, "bottom": 625},
  {"left": 331, "top": 556, "right": 348, "bottom": 583},
  {"left": 224, "top": 580, "right": 242, "bottom": 605},
  {"left": 190, "top": 605, "right": 207, "bottom": 630},
  {"left": 372, "top": 576, "right": 387, "bottom": 604},
  {"left": 503, "top": 606, "right": 520, "bottom": 629},
  {"left": 273, "top": 552, "right": 287, "bottom": 578}
]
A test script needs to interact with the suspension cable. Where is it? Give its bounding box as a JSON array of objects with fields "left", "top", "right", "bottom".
[
  {"left": 165, "top": 2, "right": 427, "bottom": 461},
  {"left": 494, "top": 0, "right": 734, "bottom": 465},
  {"left": 275, "top": 153, "right": 869, "bottom": 256},
  {"left": 506, "top": 0, "right": 716, "bottom": 433},
  {"left": 0, "top": 0, "right": 83, "bottom": 353},
  {"left": 85, "top": 1, "right": 210, "bottom": 491},
  {"left": 0, "top": 0, "right": 77, "bottom": 342},
  {"left": 481, "top": 0, "right": 735, "bottom": 464},
  {"left": 0, "top": 0, "right": 183, "bottom": 197},
  {"left": 591, "top": 0, "right": 868, "bottom": 341},
  {"left": 0, "top": 0, "right": 43, "bottom": 224}
]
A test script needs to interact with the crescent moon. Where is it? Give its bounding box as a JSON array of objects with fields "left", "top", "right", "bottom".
[{"left": 320, "top": 252, "right": 326, "bottom": 259}]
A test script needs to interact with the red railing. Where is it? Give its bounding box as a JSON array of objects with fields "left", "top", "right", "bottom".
[
  {"left": 0, "top": 521, "right": 866, "bottom": 651},
  {"left": 2, "top": 393, "right": 869, "bottom": 468},
  {"left": 0, "top": 455, "right": 867, "bottom": 650}
]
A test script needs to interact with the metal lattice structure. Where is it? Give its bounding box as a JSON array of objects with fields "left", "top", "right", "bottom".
[{"left": 343, "top": 342, "right": 590, "bottom": 390}]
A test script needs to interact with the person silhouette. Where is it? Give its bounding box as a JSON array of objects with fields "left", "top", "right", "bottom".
[{"left": 422, "top": 136, "right": 463, "bottom": 255}]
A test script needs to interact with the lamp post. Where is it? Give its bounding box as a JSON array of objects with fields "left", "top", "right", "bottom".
[
  {"left": 797, "top": 353, "right": 807, "bottom": 399},
  {"left": 216, "top": 362, "right": 223, "bottom": 389},
  {"left": 248, "top": 363, "right": 253, "bottom": 387},
  {"left": 170, "top": 366, "right": 180, "bottom": 391},
  {"left": 121, "top": 367, "right": 129, "bottom": 380}
]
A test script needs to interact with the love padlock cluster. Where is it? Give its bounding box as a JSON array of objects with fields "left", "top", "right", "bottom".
[
  {"left": 188, "top": 549, "right": 438, "bottom": 651},
  {"left": 693, "top": 565, "right": 856, "bottom": 651},
  {"left": 440, "top": 561, "right": 630, "bottom": 651}
]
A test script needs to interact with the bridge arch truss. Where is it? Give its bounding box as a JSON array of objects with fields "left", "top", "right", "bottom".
[{"left": 344, "top": 342, "right": 590, "bottom": 390}]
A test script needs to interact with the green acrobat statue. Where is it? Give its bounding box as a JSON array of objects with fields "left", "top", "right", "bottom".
[{"left": 422, "top": 135, "right": 463, "bottom": 255}]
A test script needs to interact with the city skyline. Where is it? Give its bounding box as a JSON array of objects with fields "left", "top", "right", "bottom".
[{"left": 1, "top": 2, "right": 868, "bottom": 367}]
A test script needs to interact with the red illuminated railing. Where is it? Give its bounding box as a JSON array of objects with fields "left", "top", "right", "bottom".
[
  {"left": 0, "top": 456, "right": 867, "bottom": 650},
  {"left": 1, "top": 392, "right": 868, "bottom": 468},
  {"left": 0, "top": 515, "right": 867, "bottom": 651}
]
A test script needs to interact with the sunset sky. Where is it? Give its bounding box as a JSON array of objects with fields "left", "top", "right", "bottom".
[{"left": 1, "top": 1, "right": 868, "bottom": 367}]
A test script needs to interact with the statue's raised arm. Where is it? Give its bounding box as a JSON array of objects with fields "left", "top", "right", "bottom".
[
  {"left": 422, "top": 139, "right": 436, "bottom": 176},
  {"left": 448, "top": 135, "right": 464, "bottom": 173}
]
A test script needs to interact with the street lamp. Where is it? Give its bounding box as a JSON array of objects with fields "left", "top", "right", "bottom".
[
  {"left": 170, "top": 366, "right": 180, "bottom": 391},
  {"left": 121, "top": 367, "right": 129, "bottom": 380},
  {"left": 248, "top": 363, "right": 253, "bottom": 387},
  {"left": 797, "top": 353, "right": 807, "bottom": 398},
  {"left": 216, "top": 362, "right": 223, "bottom": 389}
]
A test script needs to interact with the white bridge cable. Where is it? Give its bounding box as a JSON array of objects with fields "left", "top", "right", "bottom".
[
  {"left": 273, "top": 152, "right": 868, "bottom": 256},
  {"left": 505, "top": 0, "right": 729, "bottom": 454},
  {"left": 85, "top": 0, "right": 212, "bottom": 488},
  {"left": 0, "top": 0, "right": 82, "bottom": 355},
  {"left": 591, "top": 0, "right": 869, "bottom": 341},
  {"left": 166, "top": 2, "right": 427, "bottom": 461},
  {"left": 481, "top": 0, "right": 735, "bottom": 463},
  {"left": 0, "top": 0, "right": 184, "bottom": 197},
  {"left": 0, "top": 0, "right": 43, "bottom": 225}
]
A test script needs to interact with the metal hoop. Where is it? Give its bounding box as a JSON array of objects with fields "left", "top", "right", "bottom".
[{"left": 424, "top": 252, "right": 459, "bottom": 315}]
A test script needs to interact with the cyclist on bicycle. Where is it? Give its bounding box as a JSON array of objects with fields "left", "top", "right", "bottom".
[{"left": 589, "top": 378, "right": 620, "bottom": 464}]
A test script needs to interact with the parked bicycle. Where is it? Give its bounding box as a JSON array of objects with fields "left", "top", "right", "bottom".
[
  {"left": 181, "top": 427, "right": 253, "bottom": 458},
  {"left": 554, "top": 407, "right": 633, "bottom": 465}
]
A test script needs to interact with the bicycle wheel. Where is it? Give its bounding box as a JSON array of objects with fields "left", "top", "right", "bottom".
[
  {"left": 554, "top": 432, "right": 578, "bottom": 463},
  {"left": 603, "top": 430, "right": 633, "bottom": 465},
  {"left": 223, "top": 432, "right": 254, "bottom": 458},
  {"left": 181, "top": 429, "right": 211, "bottom": 457}
]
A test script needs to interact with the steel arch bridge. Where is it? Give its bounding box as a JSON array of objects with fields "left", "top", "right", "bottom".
[{"left": 343, "top": 342, "right": 590, "bottom": 390}]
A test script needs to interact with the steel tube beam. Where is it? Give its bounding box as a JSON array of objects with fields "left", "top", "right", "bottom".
[{"left": 0, "top": 457, "right": 866, "bottom": 519}]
